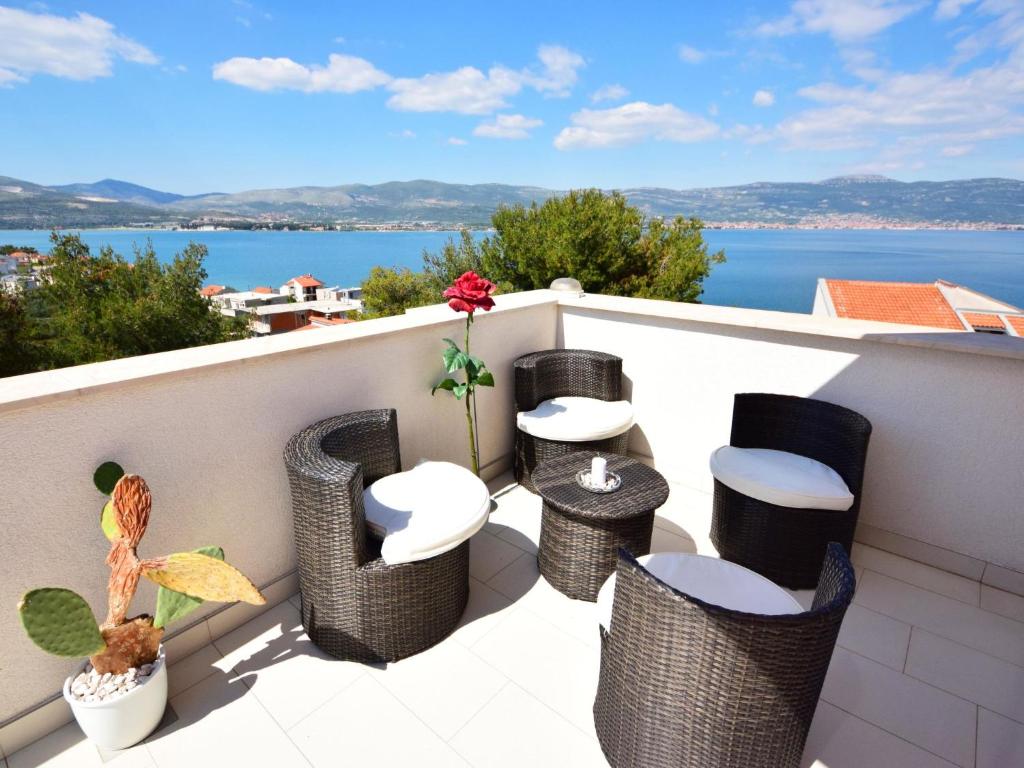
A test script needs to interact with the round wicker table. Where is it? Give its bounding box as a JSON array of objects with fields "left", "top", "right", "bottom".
[{"left": 533, "top": 452, "right": 670, "bottom": 601}]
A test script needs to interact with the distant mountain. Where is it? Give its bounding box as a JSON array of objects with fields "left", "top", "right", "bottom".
[
  {"left": 621, "top": 177, "right": 1024, "bottom": 224},
  {"left": 52, "top": 179, "right": 187, "bottom": 206},
  {"left": 0, "top": 176, "right": 185, "bottom": 229},
  {"left": 1, "top": 174, "right": 1022, "bottom": 229}
]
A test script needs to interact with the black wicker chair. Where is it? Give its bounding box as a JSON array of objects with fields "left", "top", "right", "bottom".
[
  {"left": 594, "top": 543, "right": 855, "bottom": 768},
  {"left": 710, "top": 393, "right": 872, "bottom": 588},
  {"left": 514, "top": 349, "right": 630, "bottom": 492},
  {"left": 283, "top": 409, "right": 469, "bottom": 663}
]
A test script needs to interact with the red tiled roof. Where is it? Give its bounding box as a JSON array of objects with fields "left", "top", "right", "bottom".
[
  {"left": 824, "top": 280, "right": 966, "bottom": 330},
  {"left": 200, "top": 284, "right": 226, "bottom": 297},
  {"left": 287, "top": 274, "right": 323, "bottom": 288},
  {"left": 1007, "top": 317, "right": 1024, "bottom": 337},
  {"left": 962, "top": 312, "right": 1005, "bottom": 330},
  {"left": 252, "top": 286, "right": 274, "bottom": 294}
]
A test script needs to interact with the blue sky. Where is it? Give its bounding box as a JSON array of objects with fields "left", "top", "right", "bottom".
[{"left": 1, "top": 0, "right": 1021, "bottom": 193}]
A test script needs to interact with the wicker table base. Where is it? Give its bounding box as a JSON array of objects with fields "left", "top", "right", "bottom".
[
  {"left": 533, "top": 453, "right": 670, "bottom": 601},
  {"left": 539, "top": 503, "right": 655, "bottom": 600}
]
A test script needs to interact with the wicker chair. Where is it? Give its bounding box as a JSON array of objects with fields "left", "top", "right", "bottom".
[
  {"left": 594, "top": 543, "right": 855, "bottom": 768},
  {"left": 283, "top": 409, "right": 469, "bottom": 663},
  {"left": 710, "top": 393, "right": 872, "bottom": 588},
  {"left": 514, "top": 349, "right": 630, "bottom": 492}
]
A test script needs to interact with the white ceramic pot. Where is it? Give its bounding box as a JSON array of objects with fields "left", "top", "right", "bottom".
[{"left": 62, "top": 646, "right": 168, "bottom": 750}]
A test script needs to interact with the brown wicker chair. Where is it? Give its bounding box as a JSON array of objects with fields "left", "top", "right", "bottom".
[
  {"left": 514, "top": 349, "right": 630, "bottom": 492},
  {"left": 711, "top": 393, "right": 872, "bottom": 588},
  {"left": 283, "top": 409, "right": 469, "bottom": 663},
  {"left": 594, "top": 543, "right": 855, "bottom": 768}
]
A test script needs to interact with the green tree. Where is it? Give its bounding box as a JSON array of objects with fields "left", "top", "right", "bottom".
[
  {"left": 421, "top": 229, "right": 514, "bottom": 296},
  {"left": 359, "top": 266, "right": 437, "bottom": 318},
  {"left": 0, "top": 290, "right": 36, "bottom": 377},
  {"left": 480, "top": 189, "right": 724, "bottom": 301},
  {"left": 21, "top": 233, "right": 248, "bottom": 373}
]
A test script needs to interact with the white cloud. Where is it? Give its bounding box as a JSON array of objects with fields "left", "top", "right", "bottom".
[
  {"left": 756, "top": 0, "right": 922, "bottom": 42},
  {"left": 591, "top": 83, "right": 629, "bottom": 102},
  {"left": 386, "top": 45, "right": 584, "bottom": 114},
  {"left": 753, "top": 89, "right": 776, "bottom": 106},
  {"left": 473, "top": 113, "right": 543, "bottom": 139},
  {"left": 212, "top": 53, "right": 390, "bottom": 93},
  {"left": 708, "top": 103, "right": 720, "bottom": 116},
  {"left": 389, "top": 129, "right": 416, "bottom": 139},
  {"left": 447, "top": 137, "right": 468, "bottom": 145},
  {"left": 387, "top": 65, "right": 520, "bottom": 113},
  {"left": 678, "top": 45, "right": 707, "bottom": 63},
  {"left": 941, "top": 144, "right": 974, "bottom": 156},
  {"left": 935, "top": 0, "right": 977, "bottom": 20},
  {"left": 554, "top": 101, "right": 719, "bottom": 149},
  {"left": 0, "top": 6, "right": 157, "bottom": 84},
  {"left": 524, "top": 44, "right": 584, "bottom": 96}
]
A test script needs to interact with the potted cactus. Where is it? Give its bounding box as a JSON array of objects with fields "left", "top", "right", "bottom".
[{"left": 17, "top": 462, "right": 266, "bottom": 750}]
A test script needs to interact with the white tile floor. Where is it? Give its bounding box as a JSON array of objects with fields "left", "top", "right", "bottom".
[{"left": 8, "top": 473, "right": 1024, "bottom": 768}]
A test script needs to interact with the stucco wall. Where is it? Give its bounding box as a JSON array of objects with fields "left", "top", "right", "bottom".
[
  {"left": 558, "top": 297, "right": 1024, "bottom": 573},
  {"left": 0, "top": 294, "right": 557, "bottom": 723}
]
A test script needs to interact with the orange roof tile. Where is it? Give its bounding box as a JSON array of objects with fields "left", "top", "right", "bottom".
[
  {"left": 1006, "top": 316, "right": 1024, "bottom": 337},
  {"left": 824, "top": 280, "right": 966, "bottom": 331},
  {"left": 962, "top": 312, "right": 1005, "bottom": 330},
  {"left": 200, "top": 284, "right": 226, "bottom": 297},
  {"left": 287, "top": 274, "right": 323, "bottom": 288},
  {"left": 252, "top": 286, "right": 274, "bottom": 294}
]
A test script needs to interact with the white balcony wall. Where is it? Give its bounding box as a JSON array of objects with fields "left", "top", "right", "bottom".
[
  {"left": 557, "top": 294, "right": 1024, "bottom": 576},
  {"left": 0, "top": 292, "right": 557, "bottom": 724}
]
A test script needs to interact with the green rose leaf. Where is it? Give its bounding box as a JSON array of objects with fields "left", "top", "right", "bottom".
[
  {"left": 443, "top": 348, "right": 470, "bottom": 373},
  {"left": 476, "top": 370, "right": 495, "bottom": 387},
  {"left": 453, "top": 383, "right": 469, "bottom": 399},
  {"left": 432, "top": 378, "right": 458, "bottom": 396},
  {"left": 441, "top": 337, "right": 459, "bottom": 349}
]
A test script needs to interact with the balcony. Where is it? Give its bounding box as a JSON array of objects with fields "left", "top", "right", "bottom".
[{"left": 1, "top": 289, "right": 1022, "bottom": 767}]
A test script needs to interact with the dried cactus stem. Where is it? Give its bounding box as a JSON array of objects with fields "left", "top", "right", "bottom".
[
  {"left": 104, "top": 541, "right": 142, "bottom": 627},
  {"left": 89, "top": 615, "right": 163, "bottom": 674}
]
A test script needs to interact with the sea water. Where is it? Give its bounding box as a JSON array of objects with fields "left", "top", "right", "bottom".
[{"left": 3, "top": 228, "right": 1021, "bottom": 313}]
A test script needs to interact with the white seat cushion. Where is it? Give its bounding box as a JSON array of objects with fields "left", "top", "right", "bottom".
[
  {"left": 362, "top": 461, "right": 490, "bottom": 566},
  {"left": 516, "top": 396, "right": 633, "bottom": 442},
  {"left": 597, "top": 553, "right": 803, "bottom": 632},
  {"left": 709, "top": 445, "right": 854, "bottom": 511}
]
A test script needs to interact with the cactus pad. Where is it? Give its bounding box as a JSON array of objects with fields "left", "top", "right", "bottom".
[
  {"left": 142, "top": 552, "right": 265, "bottom": 606},
  {"left": 153, "top": 546, "right": 225, "bottom": 629},
  {"left": 100, "top": 499, "right": 120, "bottom": 542},
  {"left": 18, "top": 588, "right": 105, "bottom": 657},
  {"left": 93, "top": 462, "right": 125, "bottom": 495}
]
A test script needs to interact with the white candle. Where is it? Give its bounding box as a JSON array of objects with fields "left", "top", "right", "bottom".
[{"left": 591, "top": 456, "right": 607, "bottom": 488}]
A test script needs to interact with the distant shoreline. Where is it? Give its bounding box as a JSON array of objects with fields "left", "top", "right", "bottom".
[{"left": 2, "top": 221, "right": 1022, "bottom": 233}]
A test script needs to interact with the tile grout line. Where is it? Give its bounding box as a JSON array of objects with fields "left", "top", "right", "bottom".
[
  {"left": 904, "top": 625, "right": 913, "bottom": 673},
  {"left": 855, "top": 575, "right": 1024, "bottom": 672},
  {"left": 460, "top": 600, "right": 606, "bottom": 743},
  {"left": 826, "top": 644, "right": 993, "bottom": 714},
  {"left": 975, "top": 705, "right": 980, "bottom": 768},
  {"left": 898, "top": 630, "right": 1024, "bottom": 729},
  {"left": 823, "top": 701, "right": 963, "bottom": 768},
  {"left": 279, "top": 669, "right": 368, "bottom": 735},
  {"left": 445, "top": 680, "right": 514, "bottom": 747},
  {"left": 858, "top": 566, "right": 984, "bottom": 609}
]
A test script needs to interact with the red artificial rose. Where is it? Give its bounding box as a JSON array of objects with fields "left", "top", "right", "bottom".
[{"left": 443, "top": 271, "right": 496, "bottom": 314}]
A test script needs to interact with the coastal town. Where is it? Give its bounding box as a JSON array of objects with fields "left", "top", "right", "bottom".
[
  {"left": 200, "top": 275, "right": 363, "bottom": 335},
  {"left": 1, "top": 248, "right": 362, "bottom": 337}
]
